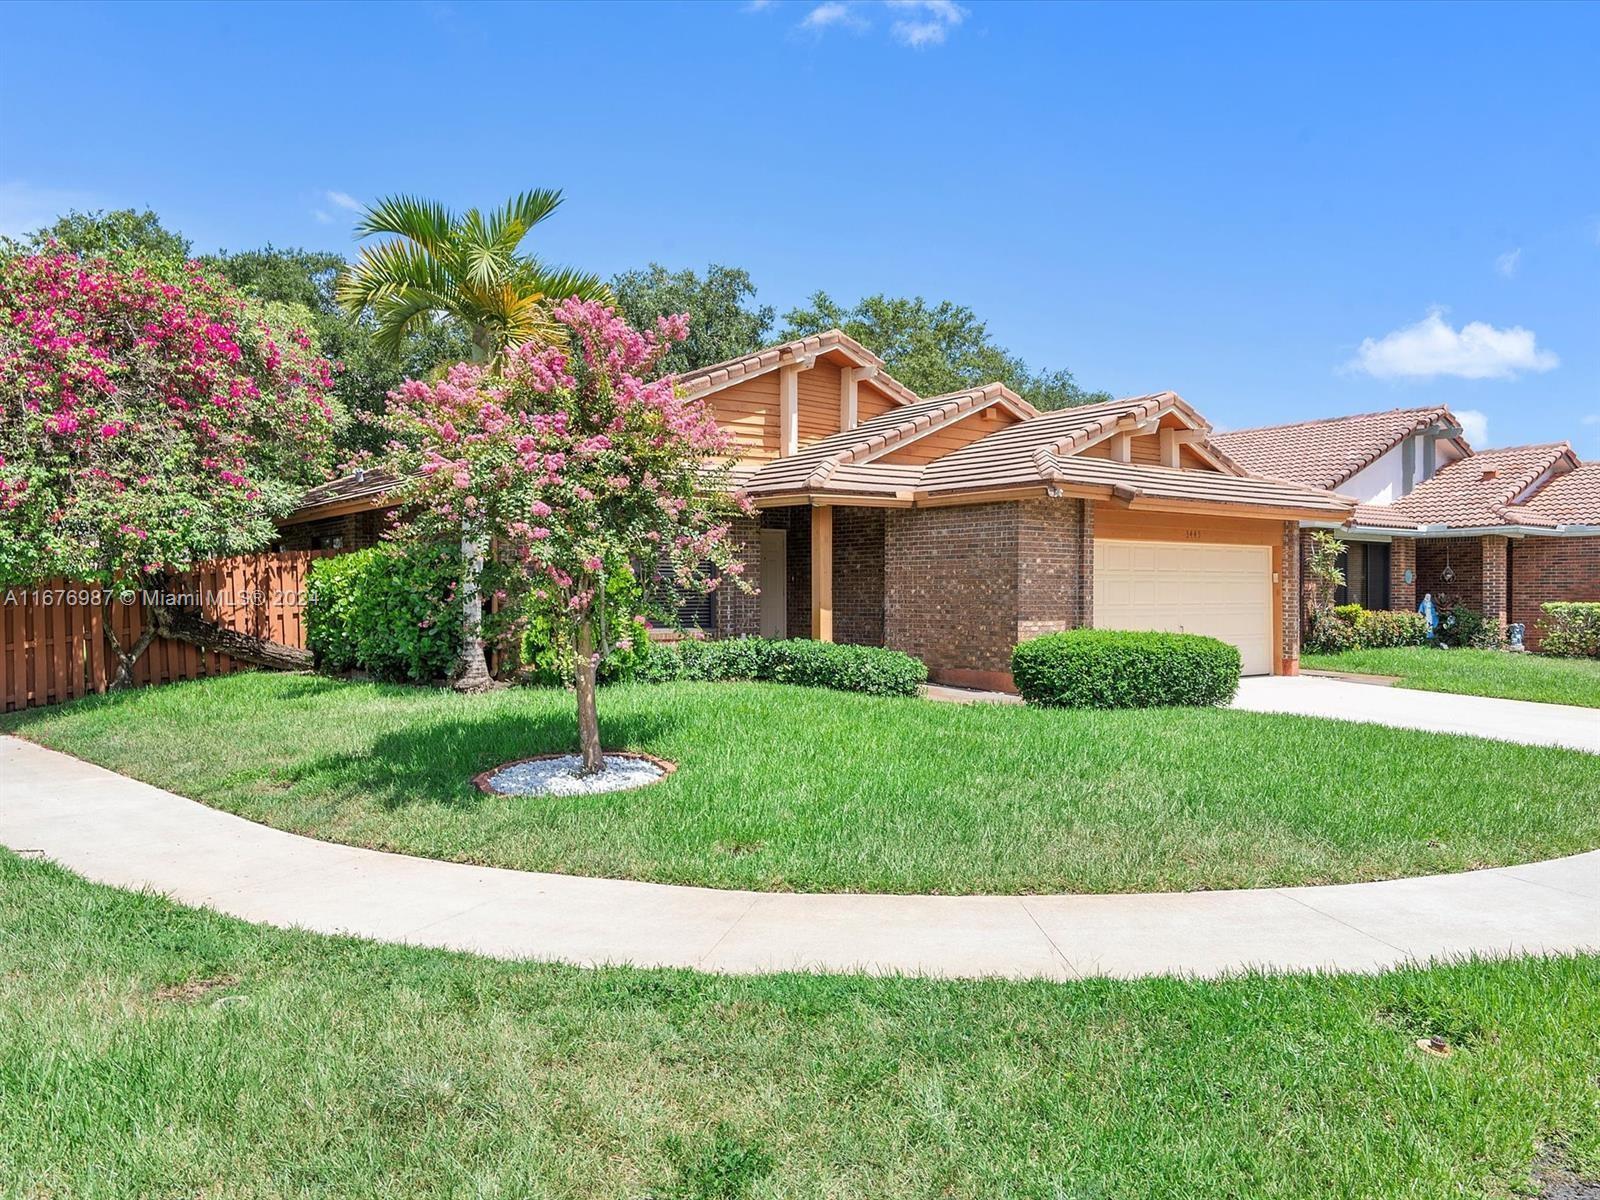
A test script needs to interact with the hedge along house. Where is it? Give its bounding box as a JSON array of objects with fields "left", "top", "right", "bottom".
[
  {"left": 276, "top": 330, "right": 1354, "bottom": 689},
  {"left": 1214, "top": 408, "right": 1600, "bottom": 649}
]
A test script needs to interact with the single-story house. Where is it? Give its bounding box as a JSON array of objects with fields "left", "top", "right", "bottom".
[
  {"left": 1213, "top": 407, "right": 1600, "bottom": 649},
  {"left": 278, "top": 330, "right": 1353, "bottom": 688}
]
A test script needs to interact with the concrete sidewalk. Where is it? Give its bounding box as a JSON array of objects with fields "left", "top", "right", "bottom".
[{"left": 4, "top": 735, "right": 1594, "bottom": 981}]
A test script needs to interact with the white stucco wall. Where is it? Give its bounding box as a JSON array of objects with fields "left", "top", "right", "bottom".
[{"left": 1343, "top": 443, "right": 1407, "bottom": 505}]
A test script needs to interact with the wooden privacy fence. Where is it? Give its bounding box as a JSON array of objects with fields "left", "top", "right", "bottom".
[{"left": 1, "top": 550, "right": 330, "bottom": 713}]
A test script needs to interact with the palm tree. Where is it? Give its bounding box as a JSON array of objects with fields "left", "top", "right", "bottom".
[{"left": 337, "top": 190, "right": 606, "bottom": 691}]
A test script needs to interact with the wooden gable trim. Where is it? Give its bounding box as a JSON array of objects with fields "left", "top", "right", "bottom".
[{"left": 851, "top": 391, "right": 1033, "bottom": 468}]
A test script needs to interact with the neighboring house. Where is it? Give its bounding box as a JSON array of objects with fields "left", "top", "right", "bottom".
[
  {"left": 1214, "top": 408, "right": 1600, "bottom": 649},
  {"left": 277, "top": 330, "right": 1349, "bottom": 688}
]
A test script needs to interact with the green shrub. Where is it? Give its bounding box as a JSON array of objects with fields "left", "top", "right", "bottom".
[
  {"left": 1309, "top": 604, "right": 1427, "bottom": 652},
  {"left": 634, "top": 636, "right": 926, "bottom": 697},
  {"left": 305, "top": 545, "right": 462, "bottom": 683},
  {"left": 1011, "top": 629, "right": 1241, "bottom": 709},
  {"left": 518, "top": 567, "right": 652, "bottom": 686},
  {"left": 1536, "top": 602, "right": 1600, "bottom": 658},
  {"left": 1438, "top": 604, "right": 1502, "bottom": 650},
  {"left": 1306, "top": 608, "right": 1358, "bottom": 654}
]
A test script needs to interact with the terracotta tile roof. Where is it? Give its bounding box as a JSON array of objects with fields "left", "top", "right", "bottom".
[
  {"left": 1357, "top": 443, "right": 1578, "bottom": 530},
  {"left": 1512, "top": 461, "right": 1600, "bottom": 526},
  {"left": 291, "top": 468, "right": 403, "bottom": 515},
  {"left": 746, "top": 390, "right": 1353, "bottom": 516},
  {"left": 672, "top": 328, "right": 923, "bottom": 408},
  {"left": 740, "top": 384, "right": 1035, "bottom": 499},
  {"left": 1212, "top": 406, "right": 1460, "bottom": 490}
]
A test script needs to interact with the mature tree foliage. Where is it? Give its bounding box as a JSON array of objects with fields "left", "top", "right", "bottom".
[
  {"left": 2, "top": 208, "right": 191, "bottom": 267},
  {"left": 610, "top": 263, "right": 773, "bottom": 376},
  {"left": 0, "top": 252, "right": 340, "bottom": 683},
  {"left": 212, "top": 246, "right": 470, "bottom": 452},
  {"left": 371, "top": 300, "right": 745, "bottom": 771},
  {"left": 780, "top": 292, "right": 1112, "bottom": 410},
  {"left": 335, "top": 190, "right": 606, "bottom": 365}
]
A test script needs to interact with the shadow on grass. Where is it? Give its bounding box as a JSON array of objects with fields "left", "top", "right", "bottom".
[{"left": 278, "top": 700, "right": 681, "bottom": 813}]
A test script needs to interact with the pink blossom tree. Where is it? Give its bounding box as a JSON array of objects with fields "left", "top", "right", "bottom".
[
  {"left": 371, "top": 299, "right": 748, "bottom": 773},
  {"left": 0, "top": 251, "right": 340, "bottom": 684}
]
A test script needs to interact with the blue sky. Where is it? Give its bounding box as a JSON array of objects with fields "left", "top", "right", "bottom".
[{"left": 3, "top": 0, "right": 1596, "bottom": 452}]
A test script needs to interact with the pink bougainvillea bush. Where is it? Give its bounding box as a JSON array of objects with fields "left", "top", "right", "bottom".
[
  {"left": 0, "top": 251, "right": 340, "bottom": 587},
  {"left": 369, "top": 298, "right": 748, "bottom": 770}
]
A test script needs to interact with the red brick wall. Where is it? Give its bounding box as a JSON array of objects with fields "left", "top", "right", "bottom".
[
  {"left": 1281, "top": 521, "right": 1301, "bottom": 668},
  {"left": 833, "top": 507, "right": 885, "bottom": 646},
  {"left": 274, "top": 508, "right": 389, "bottom": 552},
  {"left": 1390, "top": 538, "right": 1417, "bottom": 613},
  {"left": 1481, "top": 535, "right": 1509, "bottom": 630},
  {"left": 1416, "top": 537, "right": 1483, "bottom": 613},
  {"left": 884, "top": 503, "right": 1020, "bottom": 678},
  {"left": 1509, "top": 536, "right": 1600, "bottom": 650},
  {"left": 715, "top": 516, "right": 763, "bottom": 639},
  {"left": 883, "top": 499, "right": 1093, "bottom": 685}
]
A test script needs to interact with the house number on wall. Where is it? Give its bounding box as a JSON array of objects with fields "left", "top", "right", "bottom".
[{"left": 1184, "top": 529, "right": 1205, "bottom": 540}]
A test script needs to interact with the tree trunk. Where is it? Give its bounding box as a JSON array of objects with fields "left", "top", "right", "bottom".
[
  {"left": 452, "top": 533, "right": 495, "bottom": 693},
  {"left": 150, "top": 601, "right": 312, "bottom": 671},
  {"left": 102, "top": 614, "right": 158, "bottom": 691},
  {"left": 573, "top": 620, "right": 604, "bottom": 776}
]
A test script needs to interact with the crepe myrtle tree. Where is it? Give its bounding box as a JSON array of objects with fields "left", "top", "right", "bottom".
[
  {"left": 370, "top": 298, "right": 749, "bottom": 773},
  {"left": 0, "top": 251, "right": 339, "bottom": 685}
]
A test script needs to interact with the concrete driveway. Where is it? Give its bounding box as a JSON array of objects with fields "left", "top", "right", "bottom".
[{"left": 1232, "top": 675, "right": 1599, "bottom": 754}]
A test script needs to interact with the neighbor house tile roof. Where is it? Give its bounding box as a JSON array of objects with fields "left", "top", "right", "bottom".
[
  {"left": 746, "top": 390, "right": 1354, "bottom": 516},
  {"left": 1353, "top": 443, "right": 1579, "bottom": 530},
  {"left": 1212, "top": 406, "right": 1459, "bottom": 490},
  {"left": 1513, "top": 461, "right": 1600, "bottom": 525},
  {"left": 673, "top": 328, "right": 923, "bottom": 408}
]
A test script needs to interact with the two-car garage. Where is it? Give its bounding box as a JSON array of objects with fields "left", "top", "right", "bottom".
[{"left": 1094, "top": 540, "right": 1275, "bottom": 675}]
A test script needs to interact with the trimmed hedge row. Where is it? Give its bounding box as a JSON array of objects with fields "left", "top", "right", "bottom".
[
  {"left": 635, "top": 636, "right": 927, "bottom": 697},
  {"left": 1536, "top": 602, "right": 1600, "bottom": 658},
  {"left": 305, "top": 546, "right": 462, "bottom": 683},
  {"left": 1011, "top": 629, "right": 1241, "bottom": 709}
]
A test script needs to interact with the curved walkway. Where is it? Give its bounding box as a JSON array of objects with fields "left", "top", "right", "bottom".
[{"left": 4, "top": 735, "right": 1595, "bottom": 981}]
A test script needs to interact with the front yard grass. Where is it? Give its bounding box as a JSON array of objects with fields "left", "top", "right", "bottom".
[
  {"left": 2, "top": 852, "right": 1597, "bottom": 1199},
  {"left": 6, "top": 671, "right": 1599, "bottom": 894},
  {"left": 1303, "top": 646, "right": 1600, "bottom": 708}
]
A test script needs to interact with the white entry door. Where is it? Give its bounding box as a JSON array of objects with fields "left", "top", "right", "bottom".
[
  {"left": 1093, "top": 540, "right": 1274, "bottom": 675},
  {"left": 759, "top": 529, "right": 787, "bottom": 639}
]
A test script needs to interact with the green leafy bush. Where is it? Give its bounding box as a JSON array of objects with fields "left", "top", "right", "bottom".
[
  {"left": 1308, "top": 604, "right": 1428, "bottom": 652},
  {"left": 1536, "top": 602, "right": 1600, "bottom": 658},
  {"left": 635, "top": 636, "right": 927, "bottom": 697},
  {"left": 1011, "top": 629, "right": 1241, "bottom": 709},
  {"left": 305, "top": 546, "right": 462, "bottom": 683},
  {"left": 1438, "top": 604, "right": 1503, "bottom": 650},
  {"left": 518, "top": 567, "right": 652, "bottom": 686}
]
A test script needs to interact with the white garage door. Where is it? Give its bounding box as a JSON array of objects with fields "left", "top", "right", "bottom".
[{"left": 1094, "top": 540, "right": 1274, "bottom": 675}]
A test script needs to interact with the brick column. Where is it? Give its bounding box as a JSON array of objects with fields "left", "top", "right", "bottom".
[
  {"left": 1480, "top": 535, "right": 1509, "bottom": 631},
  {"left": 1281, "top": 521, "right": 1302, "bottom": 673},
  {"left": 1390, "top": 538, "right": 1416, "bottom": 613}
]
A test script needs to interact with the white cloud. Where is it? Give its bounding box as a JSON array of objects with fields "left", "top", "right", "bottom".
[
  {"left": 742, "top": 0, "right": 773, "bottom": 8},
  {"left": 313, "top": 210, "right": 335, "bottom": 224},
  {"left": 1455, "top": 408, "right": 1489, "bottom": 447},
  {"left": 800, "top": 2, "right": 864, "bottom": 31},
  {"left": 0, "top": 180, "right": 98, "bottom": 238},
  {"left": 1580, "top": 414, "right": 1600, "bottom": 426},
  {"left": 887, "top": 0, "right": 966, "bottom": 45},
  {"left": 325, "top": 190, "right": 363, "bottom": 212},
  {"left": 1494, "top": 247, "right": 1521, "bottom": 278},
  {"left": 1347, "top": 308, "right": 1559, "bottom": 381}
]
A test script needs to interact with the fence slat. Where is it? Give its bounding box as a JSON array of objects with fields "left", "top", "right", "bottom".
[{"left": 1, "top": 550, "right": 330, "bottom": 713}]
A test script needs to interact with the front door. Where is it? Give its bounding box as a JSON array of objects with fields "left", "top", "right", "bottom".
[{"left": 759, "top": 529, "right": 787, "bottom": 638}]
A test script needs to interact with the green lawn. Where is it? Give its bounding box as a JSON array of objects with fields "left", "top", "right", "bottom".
[
  {"left": 1303, "top": 646, "right": 1600, "bottom": 708},
  {"left": 2, "top": 852, "right": 1596, "bottom": 1199},
  {"left": 6, "top": 671, "right": 1600, "bottom": 895}
]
